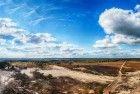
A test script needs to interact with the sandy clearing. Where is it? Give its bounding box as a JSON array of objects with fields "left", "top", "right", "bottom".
[
  {"left": 21, "top": 65, "right": 114, "bottom": 84},
  {"left": 21, "top": 68, "right": 38, "bottom": 78},
  {"left": 117, "top": 90, "right": 131, "bottom": 94},
  {"left": 0, "top": 70, "right": 14, "bottom": 93},
  {"left": 0, "top": 70, "right": 14, "bottom": 85},
  {"left": 126, "top": 71, "right": 140, "bottom": 76}
]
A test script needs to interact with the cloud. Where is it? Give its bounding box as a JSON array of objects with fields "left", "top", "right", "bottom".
[
  {"left": 92, "top": 5, "right": 140, "bottom": 57},
  {"left": 0, "top": 17, "right": 85, "bottom": 58},
  {"left": 23, "top": 33, "right": 56, "bottom": 44},
  {"left": 58, "top": 42, "right": 84, "bottom": 56},
  {"left": 29, "top": 17, "right": 47, "bottom": 26},
  {"left": 25, "top": 10, "right": 36, "bottom": 18},
  {"left": 0, "top": 39, "right": 6, "bottom": 45},
  {"left": 24, "top": 6, "right": 40, "bottom": 18},
  {"left": 0, "top": 48, "right": 23, "bottom": 58},
  {"left": 99, "top": 7, "right": 140, "bottom": 38},
  {"left": 93, "top": 36, "right": 117, "bottom": 48},
  {"left": 10, "top": 4, "right": 25, "bottom": 14},
  {"left": 0, "top": 18, "right": 17, "bottom": 27},
  {"left": 111, "top": 34, "right": 140, "bottom": 44},
  {"left": 0, "top": 27, "right": 25, "bottom": 35},
  {"left": 0, "top": 18, "right": 25, "bottom": 40},
  {"left": 94, "top": 5, "right": 140, "bottom": 49},
  {"left": 135, "top": 4, "right": 140, "bottom": 11},
  {"left": 93, "top": 34, "right": 140, "bottom": 48}
]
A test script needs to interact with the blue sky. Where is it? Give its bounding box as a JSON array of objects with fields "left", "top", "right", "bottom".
[{"left": 0, "top": 0, "right": 140, "bottom": 58}]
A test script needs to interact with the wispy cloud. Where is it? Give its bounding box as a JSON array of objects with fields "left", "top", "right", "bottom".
[
  {"left": 24, "top": 6, "right": 40, "bottom": 18},
  {"left": 29, "top": 17, "right": 47, "bottom": 26},
  {"left": 10, "top": 5, "right": 25, "bottom": 14}
]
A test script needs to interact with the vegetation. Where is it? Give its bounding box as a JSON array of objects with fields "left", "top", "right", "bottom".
[
  {"left": 0, "top": 59, "right": 140, "bottom": 94},
  {"left": 0, "top": 62, "right": 10, "bottom": 69}
]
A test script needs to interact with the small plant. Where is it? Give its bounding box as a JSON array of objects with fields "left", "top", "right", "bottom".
[
  {"left": 33, "top": 71, "right": 47, "bottom": 80},
  {"left": 47, "top": 74, "right": 53, "bottom": 79}
]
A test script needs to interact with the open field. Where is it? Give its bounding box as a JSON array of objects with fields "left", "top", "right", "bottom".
[{"left": 0, "top": 59, "right": 140, "bottom": 94}]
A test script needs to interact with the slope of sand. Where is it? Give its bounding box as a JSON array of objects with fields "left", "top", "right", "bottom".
[
  {"left": 21, "top": 65, "right": 115, "bottom": 84},
  {"left": 0, "top": 70, "right": 14, "bottom": 93}
]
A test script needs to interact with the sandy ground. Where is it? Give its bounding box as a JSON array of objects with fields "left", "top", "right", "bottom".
[
  {"left": 118, "top": 91, "right": 131, "bottom": 94},
  {"left": 0, "top": 70, "right": 14, "bottom": 93},
  {"left": 21, "top": 65, "right": 115, "bottom": 84}
]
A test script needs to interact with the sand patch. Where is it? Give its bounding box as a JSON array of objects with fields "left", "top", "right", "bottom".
[{"left": 21, "top": 65, "right": 114, "bottom": 84}]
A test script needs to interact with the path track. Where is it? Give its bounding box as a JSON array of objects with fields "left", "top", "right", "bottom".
[{"left": 103, "top": 61, "right": 126, "bottom": 94}]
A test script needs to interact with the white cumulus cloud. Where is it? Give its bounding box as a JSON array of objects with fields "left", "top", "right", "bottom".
[
  {"left": 99, "top": 7, "right": 140, "bottom": 38},
  {"left": 93, "top": 36, "right": 117, "bottom": 48},
  {"left": 92, "top": 5, "right": 140, "bottom": 58},
  {"left": 93, "top": 5, "right": 140, "bottom": 49}
]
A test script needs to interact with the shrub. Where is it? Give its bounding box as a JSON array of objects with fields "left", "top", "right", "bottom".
[
  {"left": 47, "top": 74, "right": 53, "bottom": 79},
  {"left": 33, "top": 71, "right": 47, "bottom": 80},
  {"left": 0, "top": 62, "right": 10, "bottom": 69},
  {"left": 14, "top": 73, "right": 30, "bottom": 86}
]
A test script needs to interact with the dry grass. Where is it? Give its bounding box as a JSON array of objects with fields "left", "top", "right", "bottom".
[{"left": 10, "top": 62, "right": 37, "bottom": 68}]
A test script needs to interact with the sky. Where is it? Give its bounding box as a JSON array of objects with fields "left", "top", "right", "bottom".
[{"left": 0, "top": 0, "right": 140, "bottom": 58}]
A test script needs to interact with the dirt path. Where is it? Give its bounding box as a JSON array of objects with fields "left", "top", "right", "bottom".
[{"left": 103, "top": 61, "right": 126, "bottom": 94}]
